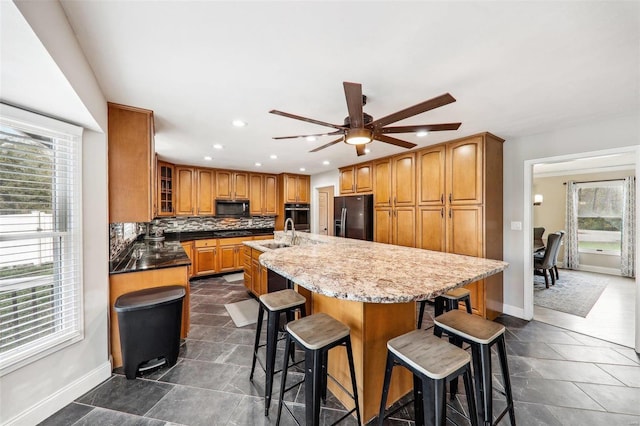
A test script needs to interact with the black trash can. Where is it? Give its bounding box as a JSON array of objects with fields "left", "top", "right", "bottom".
[{"left": 114, "top": 285, "right": 185, "bottom": 379}]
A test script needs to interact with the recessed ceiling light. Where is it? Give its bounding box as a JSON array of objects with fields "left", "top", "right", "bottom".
[
  {"left": 255, "top": 162, "right": 262, "bottom": 167},
  {"left": 416, "top": 130, "right": 429, "bottom": 137},
  {"left": 322, "top": 160, "right": 330, "bottom": 165},
  {"left": 306, "top": 136, "right": 316, "bottom": 142},
  {"left": 204, "top": 156, "right": 212, "bottom": 161},
  {"left": 213, "top": 144, "right": 223, "bottom": 149},
  {"left": 364, "top": 148, "right": 371, "bottom": 154},
  {"left": 270, "top": 154, "right": 278, "bottom": 159},
  {"left": 299, "top": 167, "right": 306, "bottom": 172},
  {"left": 232, "top": 119, "right": 247, "bottom": 127}
]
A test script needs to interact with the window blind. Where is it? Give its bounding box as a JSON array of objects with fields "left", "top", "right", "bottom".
[{"left": 0, "top": 105, "right": 83, "bottom": 373}]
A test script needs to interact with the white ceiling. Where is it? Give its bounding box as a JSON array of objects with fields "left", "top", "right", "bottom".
[{"left": 6, "top": 1, "right": 640, "bottom": 175}]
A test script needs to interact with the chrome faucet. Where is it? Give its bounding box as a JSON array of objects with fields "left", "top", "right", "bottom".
[{"left": 284, "top": 218, "right": 297, "bottom": 245}]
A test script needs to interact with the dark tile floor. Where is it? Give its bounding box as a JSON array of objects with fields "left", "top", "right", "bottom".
[{"left": 40, "top": 276, "right": 640, "bottom": 426}]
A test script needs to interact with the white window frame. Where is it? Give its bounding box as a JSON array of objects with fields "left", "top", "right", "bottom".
[
  {"left": 576, "top": 180, "right": 624, "bottom": 256},
  {"left": 0, "top": 104, "right": 83, "bottom": 375}
]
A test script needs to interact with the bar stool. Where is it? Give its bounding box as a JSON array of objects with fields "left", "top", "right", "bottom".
[
  {"left": 378, "top": 330, "right": 477, "bottom": 426},
  {"left": 417, "top": 287, "right": 472, "bottom": 329},
  {"left": 250, "top": 289, "right": 306, "bottom": 416},
  {"left": 276, "top": 313, "right": 361, "bottom": 426},
  {"left": 434, "top": 310, "right": 516, "bottom": 426}
]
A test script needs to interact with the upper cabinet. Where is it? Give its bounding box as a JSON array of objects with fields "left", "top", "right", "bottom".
[
  {"left": 157, "top": 160, "right": 175, "bottom": 216},
  {"left": 373, "top": 158, "right": 392, "bottom": 207},
  {"left": 196, "top": 168, "right": 215, "bottom": 215},
  {"left": 216, "top": 170, "right": 249, "bottom": 200},
  {"left": 391, "top": 152, "right": 416, "bottom": 207},
  {"left": 108, "top": 103, "right": 155, "bottom": 223},
  {"left": 446, "top": 136, "right": 484, "bottom": 205},
  {"left": 249, "top": 173, "right": 277, "bottom": 216},
  {"left": 417, "top": 145, "right": 446, "bottom": 206},
  {"left": 339, "top": 162, "right": 372, "bottom": 195},
  {"left": 282, "top": 174, "right": 310, "bottom": 203},
  {"left": 175, "top": 166, "right": 196, "bottom": 216}
]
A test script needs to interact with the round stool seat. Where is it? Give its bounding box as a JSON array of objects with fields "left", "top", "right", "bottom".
[
  {"left": 434, "top": 310, "right": 504, "bottom": 345},
  {"left": 259, "top": 289, "right": 306, "bottom": 312},
  {"left": 388, "top": 330, "right": 470, "bottom": 380},
  {"left": 286, "top": 312, "right": 350, "bottom": 350}
]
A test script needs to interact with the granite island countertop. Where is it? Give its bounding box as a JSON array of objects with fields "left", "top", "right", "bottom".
[{"left": 257, "top": 232, "right": 508, "bottom": 303}]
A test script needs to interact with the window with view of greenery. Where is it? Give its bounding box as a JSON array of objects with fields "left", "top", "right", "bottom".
[
  {"left": 576, "top": 182, "right": 624, "bottom": 254},
  {"left": 0, "top": 105, "right": 82, "bottom": 373}
]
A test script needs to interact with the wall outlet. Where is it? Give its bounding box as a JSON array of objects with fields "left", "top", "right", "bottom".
[{"left": 511, "top": 221, "right": 522, "bottom": 231}]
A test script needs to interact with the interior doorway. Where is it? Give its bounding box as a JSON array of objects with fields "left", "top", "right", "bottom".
[
  {"left": 524, "top": 147, "right": 638, "bottom": 349},
  {"left": 317, "top": 186, "right": 335, "bottom": 236}
]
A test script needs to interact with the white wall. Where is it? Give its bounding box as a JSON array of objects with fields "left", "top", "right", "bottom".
[
  {"left": 0, "top": 2, "right": 110, "bottom": 424},
  {"left": 502, "top": 112, "right": 640, "bottom": 349},
  {"left": 310, "top": 169, "right": 339, "bottom": 234}
]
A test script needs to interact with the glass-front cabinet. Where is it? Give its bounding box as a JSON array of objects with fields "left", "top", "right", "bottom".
[{"left": 157, "top": 161, "right": 175, "bottom": 216}]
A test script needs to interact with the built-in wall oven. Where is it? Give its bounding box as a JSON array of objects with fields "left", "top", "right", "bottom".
[{"left": 284, "top": 203, "right": 310, "bottom": 232}]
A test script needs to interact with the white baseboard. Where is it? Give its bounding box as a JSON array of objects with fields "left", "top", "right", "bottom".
[
  {"left": 4, "top": 361, "right": 111, "bottom": 426},
  {"left": 502, "top": 303, "right": 528, "bottom": 320},
  {"left": 576, "top": 265, "right": 622, "bottom": 276}
]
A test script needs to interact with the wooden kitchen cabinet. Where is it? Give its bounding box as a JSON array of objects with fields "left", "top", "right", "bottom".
[
  {"left": 216, "top": 170, "right": 249, "bottom": 200},
  {"left": 157, "top": 161, "right": 175, "bottom": 216},
  {"left": 417, "top": 145, "right": 446, "bottom": 206},
  {"left": 281, "top": 174, "right": 310, "bottom": 203},
  {"left": 249, "top": 173, "right": 277, "bottom": 215},
  {"left": 447, "top": 136, "right": 484, "bottom": 205},
  {"left": 194, "top": 239, "right": 217, "bottom": 276},
  {"left": 417, "top": 206, "right": 446, "bottom": 252},
  {"left": 175, "top": 166, "right": 196, "bottom": 216},
  {"left": 218, "top": 237, "right": 245, "bottom": 273},
  {"left": 373, "top": 158, "right": 392, "bottom": 207},
  {"left": 108, "top": 103, "right": 155, "bottom": 223},
  {"left": 180, "top": 241, "right": 194, "bottom": 278},
  {"left": 374, "top": 206, "right": 415, "bottom": 246},
  {"left": 339, "top": 162, "right": 372, "bottom": 195},
  {"left": 391, "top": 152, "right": 416, "bottom": 206},
  {"left": 196, "top": 168, "right": 215, "bottom": 215},
  {"left": 243, "top": 245, "right": 252, "bottom": 292}
]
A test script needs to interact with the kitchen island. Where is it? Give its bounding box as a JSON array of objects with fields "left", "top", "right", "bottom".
[{"left": 258, "top": 232, "right": 508, "bottom": 424}]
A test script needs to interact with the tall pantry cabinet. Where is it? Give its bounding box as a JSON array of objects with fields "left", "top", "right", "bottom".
[{"left": 416, "top": 133, "right": 504, "bottom": 319}]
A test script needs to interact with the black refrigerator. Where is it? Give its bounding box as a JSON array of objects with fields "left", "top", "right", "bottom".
[{"left": 334, "top": 194, "right": 373, "bottom": 241}]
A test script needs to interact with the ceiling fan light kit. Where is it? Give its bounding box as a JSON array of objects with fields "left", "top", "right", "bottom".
[
  {"left": 270, "top": 81, "right": 462, "bottom": 156},
  {"left": 345, "top": 128, "right": 372, "bottom": 145}
]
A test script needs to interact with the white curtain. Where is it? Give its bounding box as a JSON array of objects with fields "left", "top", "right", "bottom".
[
  {"left": 565, "top": 180, "right": 580, "bottom": 269},
  {"left": 621, "top": 176, "right": 635, "bottom": 277}
]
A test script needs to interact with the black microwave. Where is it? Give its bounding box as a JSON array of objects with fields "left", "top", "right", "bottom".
[{"left": 215, "top": 200, "right": 250, "bottom": 218}]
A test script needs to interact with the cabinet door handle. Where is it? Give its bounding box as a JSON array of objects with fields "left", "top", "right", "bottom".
[
  {"left": 449, "top": 209, "right": 452, "bottom": 218},
  {"left": 388, "top": 197, "right": 391, "bottom": 205},
  {"left": 449, "top": 193, "right": 452, "bottom": 203},
  {"left": 393, "top": 197, "right": 396, "bottom": 205},
  {"left": 441, "top": 208, "right": 444, "bottom": 218},
  {"left": 441, "top": 194, "right": 444, "bottom": 204}
]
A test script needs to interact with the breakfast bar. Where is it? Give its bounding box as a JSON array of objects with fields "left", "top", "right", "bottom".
[{"left": 255, "top": 233, "right": 508, "bottom": 424}]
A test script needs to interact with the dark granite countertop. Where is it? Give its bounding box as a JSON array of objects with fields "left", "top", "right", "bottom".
[
  {"left": 163, "top": 228, "right": 274, "bottom": 241},
  {"left": 109, "top": 241, "right": 191, "bottom": 275}
]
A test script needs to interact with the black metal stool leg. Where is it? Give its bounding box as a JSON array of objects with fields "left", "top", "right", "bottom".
[
  {"left": 276, "top": 333, "right": 293, "bottom": 426},
  {"left": 264, "top": 310, "right": 280, "bottom": 416},
  {"left": 462, "top": 365, "right": 479, "bottom": 426},
  {"left": 478, "top": 344, "right": 493, "bottom": 426},
  {"left": 417, "top": 300, "right": 427, "bottom": 328},
  {"left": 497, "top": 336, "right": 516, "bottom": 425},
  {"left": 378, "top": 352, "right": 395, "bottom": 426},
  {"left": 345, "top": 338, "right": 362, "bottom": 425},
  {"left": 249, "top": 305, "right": 265, "bottom": 381},
  {"left": 414, "top": 374, "right": 425, "bottom": 426}
]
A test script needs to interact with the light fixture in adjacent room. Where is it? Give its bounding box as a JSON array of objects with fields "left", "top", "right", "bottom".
[
  {"left": 345, "top": 128, "right": 372, "bottom": 145},
  {"left": 533, "top": 194, "right": 543, "bottom": 206}
]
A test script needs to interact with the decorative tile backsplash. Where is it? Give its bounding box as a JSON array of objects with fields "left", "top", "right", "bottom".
[{"left": 109, "top": 216, "right": 276, "bottom": 261}]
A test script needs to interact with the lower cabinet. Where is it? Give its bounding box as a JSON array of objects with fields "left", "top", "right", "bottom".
[
  {"left": 218, "top": 237, "right": 245, "bottom": 273},
  {"left": 180, "top": 241, "right": 194, "bottom": 278},
  {"left": 244, "top": 246, "right": 286, "bottom": 297},
  {"left": 194, "top": 239, "right": 218, "bottom": 276},
  {"left": 374, "top": 207, "right": 415, "bottom": 247}
]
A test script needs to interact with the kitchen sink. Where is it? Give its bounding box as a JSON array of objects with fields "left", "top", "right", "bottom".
[{"left": 260, "top": 243, "right": 291, "bottom": 250}]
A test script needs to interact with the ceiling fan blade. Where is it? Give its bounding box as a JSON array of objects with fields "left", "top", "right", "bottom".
[
  {"left": 369, "top": 93, "right": 456, "bottom": 129},
  {"left": 343, "top": 82, "right": 364, "bottom": 128},
  {"left": 273, "top": 130, "right": 344, "bottom": 140},
  {"left": 374, "top": 134, "right": 417, "bottom": 149},
  {"left": 269, "top": 110, "right": 346, "bottom": 130},
  {"left": 355, "top": 144, "right": 366, "bottom": 156},
  {"left": 309, "top": 137, "right": 343, "bottom": 153},
  {"left": 378, "top": 123, "right": 462, "bottom": 134}
]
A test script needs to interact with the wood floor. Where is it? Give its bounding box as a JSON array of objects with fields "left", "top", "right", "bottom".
[{"left": 534, "top": 270, "right": 636, "bottom": 348}]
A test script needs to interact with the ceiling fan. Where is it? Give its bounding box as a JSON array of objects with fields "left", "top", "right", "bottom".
[{"left": 270, "top": 82, "right": 461, "bottom": 156}]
